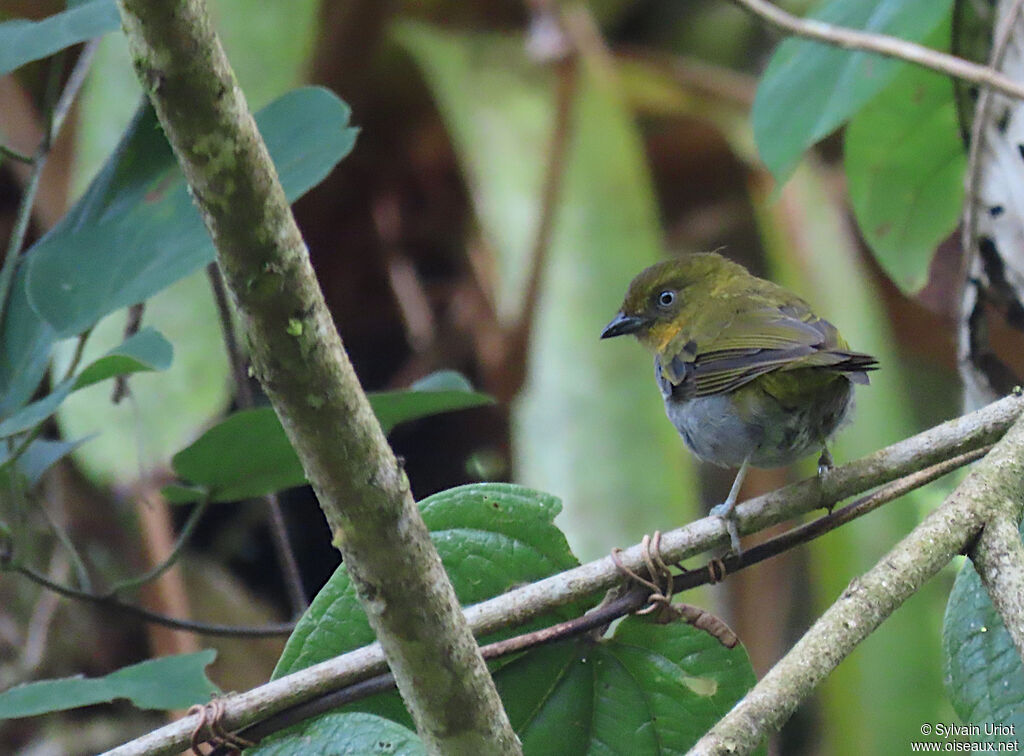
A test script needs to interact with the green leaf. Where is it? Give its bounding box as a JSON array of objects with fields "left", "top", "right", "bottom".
[
  {"left": 73, "top": 326, "right": 173, "bottom": 389},
  {"left": 273, "top": 483, "right": 583, "bottom": 682},
  {"left": 0, "top": 379, "right": 73, "bottom": 438},
  {"left": 502, "top": 617, "right": 757, "bottom": 753},
  {"left": 0, "top": 650, "right": 218, "bottom": 718},
  {"left": 250, "top": 712, "right": 425, "bottom": 756},
  {"left": 0, "top": 275, "right": 57, "bottom": 418},
  {"left": 170, "top": 407, "right": 305, "bottom": 504},
  {"left": 393, "top": 22, "right": 698, "bottom": 562},
  {"left": 844, "top": 21, "right": 964, "bottom": 293},
  {"left": 0, "top": 435, "right": 94, "bottom": 488},
  {"left": 753, "top": 0, "right": 953, "bottom": 183},
  {"left": 166, "top": 372, "right": 492, "bottom": 502},
  {"left": 372, "top": 371, "right": 493, "bottom": 434},
  {"left": 0, "top": 0, "right": 120, "bottom": 78},
  {"left": 944, "top": 556, "right": 1024, "bottom": 743},
  {"left": 269, "top": 484, "right": 756, "bottom": 749},
  {"left": 23, "top": 87, "right": 358, "bottom": 338}
]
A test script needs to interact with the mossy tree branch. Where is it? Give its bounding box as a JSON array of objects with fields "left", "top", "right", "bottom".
[{"left": 113, "top": 1, "right": 520, "bottom": 753}]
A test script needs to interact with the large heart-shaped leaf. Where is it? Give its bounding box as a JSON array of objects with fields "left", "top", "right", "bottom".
[{"left": 265, "top": 483, "right": 756, "bottom": 753}]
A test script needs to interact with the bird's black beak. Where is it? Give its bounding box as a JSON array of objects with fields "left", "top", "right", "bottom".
[{"left": 601, "top": 312, "right": 648, "bottom": 339}]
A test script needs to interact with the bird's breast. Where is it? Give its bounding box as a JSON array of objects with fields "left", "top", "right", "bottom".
[{"left": 663, "top": 374, "right": 856, "bottom": 469}]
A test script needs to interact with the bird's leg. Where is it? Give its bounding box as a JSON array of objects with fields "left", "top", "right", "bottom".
[
  {"left": 817, "top": 445, "right": 834, "bottom": 477},
  {"left": 709, "top": 456, "right": 750, "bottom": 555},
  {"left": 818, "top": 445, "right": 836, "bottom": 513}
]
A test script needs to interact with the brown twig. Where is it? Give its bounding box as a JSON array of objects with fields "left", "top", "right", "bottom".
[
  {"left": 9, "top": 563, "right": 295, "bottom": 637},
  {"left": 207, "top": 263, "right": 307, "bottom": 616},
  {"left": 727, "top": 0, "right": 1024, "bottom": 101}
]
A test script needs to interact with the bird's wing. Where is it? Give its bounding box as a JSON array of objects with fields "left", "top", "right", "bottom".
[{"left": 660, "top": 302, "right": 875, "bottom": 398}]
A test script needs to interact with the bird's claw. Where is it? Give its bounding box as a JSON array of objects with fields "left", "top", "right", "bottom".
[
  {"left": 709, "top": 502, "right": 743, "bottom": 556},
  {"left": 817, "top": 448, "right": 834, "bottom": 478}
]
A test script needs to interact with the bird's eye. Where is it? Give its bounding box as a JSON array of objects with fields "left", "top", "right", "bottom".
[{"left": 657, "top": 290, "right": 676, "bottom": 308}]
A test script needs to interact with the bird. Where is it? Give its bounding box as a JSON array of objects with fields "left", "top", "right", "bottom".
[{"left": 601, "top": 252, "right": 877, "bottom": 552}]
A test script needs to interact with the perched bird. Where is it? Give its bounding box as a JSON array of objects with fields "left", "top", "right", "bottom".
[{"left": 601, "top": 253, "right": 877, "bottom": 552}]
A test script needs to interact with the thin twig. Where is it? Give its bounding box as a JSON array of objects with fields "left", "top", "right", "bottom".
[
  {"left": 107, "top": 497, "right": 210, "bottom": 595},
  {"left": 61, "top": 326, "right": 95, "bottom": 384},
  {"left": 207, "top": 263, "right": 307, "bottom": 615},
  {"left": 207, "top": 264, "right": 253, "bottom": 406},
  {"left": 511, "top": 55, "right": 578, "bottom": 371},
  {"left": 37, "top": 492, "right": 93, "bottom": 593},
  {"left": 9, "top": 563, "right": 295, "bottom": 637},
  {"left": 728, "top": 0, "right": 1024, "bottom": 101},
  {"left": 0, "top": 144, "right": 34, "bottom": 164},
  {"left": 17, "top": 550, "right": 69, "bottom": 678}
]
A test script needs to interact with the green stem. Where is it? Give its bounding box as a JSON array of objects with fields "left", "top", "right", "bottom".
[{"left": 107, "top": 495, "right": 210, "bottom": 595}]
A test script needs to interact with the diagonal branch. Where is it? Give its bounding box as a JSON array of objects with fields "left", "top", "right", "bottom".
[
  {"left": 113, "top": 0, "right": 520, "bottom": 753},
  {"left": 970, "top": 511, "right": 1024, "bottom": 660}
]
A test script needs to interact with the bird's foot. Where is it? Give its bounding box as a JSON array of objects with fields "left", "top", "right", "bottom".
[
  {"left": 817, "top": 447, "right": 834, "bottom": 478},
  {"left": 709, "top": 500, "right": 742, "bottom": 556}
]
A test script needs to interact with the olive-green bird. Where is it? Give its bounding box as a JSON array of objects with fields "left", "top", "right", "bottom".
[{"left": 601, "top": 253, "right": 877, "bottom": 552}]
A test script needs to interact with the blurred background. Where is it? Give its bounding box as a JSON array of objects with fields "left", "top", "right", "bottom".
[{"left": 0, "top": 0, "right": 982, "bottom": 753}]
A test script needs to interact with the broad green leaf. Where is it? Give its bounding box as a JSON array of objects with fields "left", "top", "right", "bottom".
[
  {"left": 250, "top": 712, "right": 425, "bottom": 756},
  {"left": 845, "top": 22, "right": 964, "bottom": 293},
  {"left": 166, "top": 373, "right": 493, "bottom": 502},
  {"left": 0, "top": 0, "right": 120, "bottom": 77},
  {"left": 753, "top": 0, "right": 953, "bottom": 183},
  {"left": 273, "top": 483, "right": 583, "bottom": 682},
  {"left": 0, "top": 650, "right": 218, "bottom": 718},
  {"left": 394, "top": 22, "right": 697, "bottom": 562},
  {"left": 0, "top": 379, "right": 73, "bottom": 438},
  {"left": 73, "top": 326, "right": 173, "bottom": 389},
  {"left": 171, "top": 407, "right": 305, "bottom": 504},
  {"left": 267, "top": 484, "right": 749, "bottom": 750},
  {"left": 0, "top": 435, "right": 93, "bottom": 488},
  {"left": 491, "top": 617, "right": 758, "bottom": 754},
  {"left": 24, "top": 87, "right": 358, "bottom": 338},
  {"left": 944, "top": 557, "right": 1024, "bottom": 743}
]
